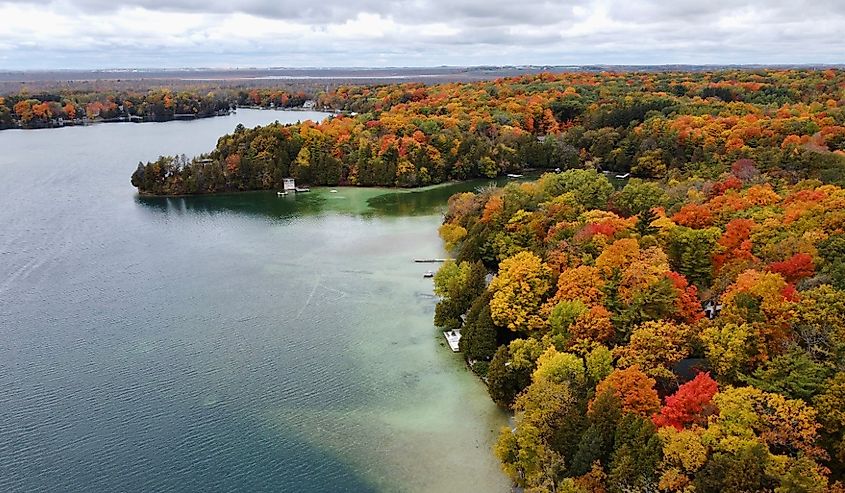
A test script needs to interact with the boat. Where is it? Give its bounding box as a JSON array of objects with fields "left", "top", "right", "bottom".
[
  {"left": 277, "top": 191, "right": 287, "bottom": 196},
  {"left": 615, "top": 172, "right": 631, "bottom": 179},
  {"left": 295, "top": 187, "right": 311, "bottom": 192},
  {"left": 423, "top": 270, "right": 434, "bottom": 278},
  {"left": 443, "top": 330, "right": 461, "bottom": 352},
  {"left": 506, "top": 173, "right": 524, "bottom": 178},
  {"left": 330, "top": 189, "right": 338, "bottom": 193}
]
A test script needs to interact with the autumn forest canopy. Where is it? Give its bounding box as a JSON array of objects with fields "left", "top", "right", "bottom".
[
  {"left": 434, "top": 165, "right": 845, "bottom": 491},
  {"left": 129, "top": 69, "right": 845, "bottom": 195}
]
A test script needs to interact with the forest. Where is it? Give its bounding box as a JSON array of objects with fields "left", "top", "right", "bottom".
[
  {"left": 0, "top": 87, "right": 311, "bottom": 129},
  {"left": 130, "top": 69, "right": 845, "bottom": 195},
  {"left": 125, "top": 69, "right": 845, "bottom": 490},
  {"left": 434, "top": 166, "right": 845, "bottom": 492}
]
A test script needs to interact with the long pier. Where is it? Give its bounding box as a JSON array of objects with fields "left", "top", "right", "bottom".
[{"left": 413, "top": 259, "right": 447, "bottom": 263}]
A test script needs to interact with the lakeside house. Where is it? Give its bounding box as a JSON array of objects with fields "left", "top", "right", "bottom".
[{"left": 303, "top": 100, "right": 317, "bottom": 110}]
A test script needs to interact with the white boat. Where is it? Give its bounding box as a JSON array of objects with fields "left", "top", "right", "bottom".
[
  {"left": 506, "top": 173, "right": 524, "bottom": 178},
  {"left": 330, "top": 189, "right": 338, "bottom": 193},
  {"left": 295, "top": 187, "right": 311, "bottom": 192},
  {"left": 277, "top": 191, "right": 287, "bottom": 196},
  {"left": 443, "top": 330, "right": 461, "bottom": 352},
  {"left": 615, "top": 172, "right": 631, "bottom": 179},
  {"left": 423, "top": 270, "right": 434, "bottom": 278}
]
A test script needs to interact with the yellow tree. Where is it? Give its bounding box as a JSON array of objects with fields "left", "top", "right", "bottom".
[
  {"left": 490, "top": 251, "right": 552, "bottom": 333},
  {"left": 614, "top": 320, "right": 691, "bottom": 380},
  {"left": 704, "top": 386, "right": 824, "bottom": 460},
  {"left": 657, "top": 427, "right": 708, "bottom": 492},
  {"left": 703, "top": 322, "right": 763, "bottom": 384}
]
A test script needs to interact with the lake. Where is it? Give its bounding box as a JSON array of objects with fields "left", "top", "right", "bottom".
[{"left": 0, "top": 110, "right": 510, "bottom": 492}]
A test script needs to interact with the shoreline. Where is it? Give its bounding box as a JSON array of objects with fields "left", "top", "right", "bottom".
[
  {"left": 132, "top": 177, "right": 510, "bottom": 199},
  {"left": 0, "top": 106, "right": 339, "bottom": 132},
  {"left": 134, "top": 171, "right": 547, "bottom": 199}
]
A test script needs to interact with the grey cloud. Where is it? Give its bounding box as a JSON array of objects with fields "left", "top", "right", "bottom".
[
  {"left": 608, "top": 0, "right": 845, "bottom": 24},
  {"left": 0, "top": 0, "right": 844, "bottom": 69},
  {"left": 5, "top": 0, "right": 845, "bottom": 25},
  {"left": 3, "top": 0, "right": 381, "bottom": 22},
  {"left": 2, "top": 0, "right": 586, "bottom": 25}
]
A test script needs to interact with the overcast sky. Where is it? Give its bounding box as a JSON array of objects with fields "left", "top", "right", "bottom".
[{"left": 0, "top": 0, "right": 842, "bottom": 69}]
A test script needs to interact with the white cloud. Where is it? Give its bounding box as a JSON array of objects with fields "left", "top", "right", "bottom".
[{"left": 0, "top": 0, "right": 842, "bottom": 69}]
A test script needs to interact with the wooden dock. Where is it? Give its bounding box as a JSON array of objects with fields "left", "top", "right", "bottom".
[{"left": 414, "top": 258, "right": 447, "bottom": 263}]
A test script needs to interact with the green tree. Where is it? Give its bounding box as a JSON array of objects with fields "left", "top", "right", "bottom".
[
  {"left": 793, "top": 285, "right": 845, "bottom": 367},
  {"left": 813, "top": 373, "right": 845, "bottom": 481},
  {"left": 459, "top": 291, "right": 500, "bottom": 362},
  {"left": 542, "top": 169, "right": 614, "bottom": 210},
  {"left": 532, "top": 347, "right": 586, "bottom": 388},
  {"left": 570, "top": 389, "right": 622, "bottom": 476},
  {"left": 433, "top": 260, "right": 485, "bottom": 330},
  {"left": 478, "top": 156, "right": 498, "bottom": 178},
  {"left": 613, "top": 178, "right": 668, "bottom": 216},
  {"left": 666, "top": 226, "right": 721, "bottom": 288},
  {"left": 693, "top": 442, "right": 777, "bottom": 493},
  {"left": 818, "top": 234, "right": 845, "bottom": 289},
  {"left": 635, "top": 207, "right": 659, "bottom": 237},
  {"left": 487, "top": 339, "right": 546, "bottom": 408},
  {"left": 548, "top": 300, "right": 588, "bottom": 342},
  {"left": 495, "top": 377, "right": 575, "bottom": 489},
  {"left": 607, "top": 415, "right": 662, "bottom": 492},
  {"left": 585, "top": 345, "right": 613, "bottom": 383},
  {"left": 742, "top": 348, "right": 833, "bottom": 402},
  {"left": 550, "top": 99, "right": 585, "bottom": 123}
]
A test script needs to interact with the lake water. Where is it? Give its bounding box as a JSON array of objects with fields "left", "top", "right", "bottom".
[{"left": 0, "top": 110, "right": 510, "bottom": 492}]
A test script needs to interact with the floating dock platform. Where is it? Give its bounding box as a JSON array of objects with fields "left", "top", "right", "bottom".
[{"left": 443, "top": 330, "right": 461, "bottom": 352}]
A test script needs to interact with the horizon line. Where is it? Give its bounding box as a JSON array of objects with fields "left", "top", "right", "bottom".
[{"left": 3, "top": 63, "right": 845, "bottom": 73}]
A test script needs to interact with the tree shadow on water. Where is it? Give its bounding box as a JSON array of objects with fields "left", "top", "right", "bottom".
[{"left": 134, "top": 178, "right": 506, "bottom": 221}]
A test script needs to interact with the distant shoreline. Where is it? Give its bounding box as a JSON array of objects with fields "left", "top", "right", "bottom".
[
  {"left": 3, "top": 64, "right": 845, "bottom": 83},
  {"left": 0, "top": 106, "right": 336, "bottom": 132}
]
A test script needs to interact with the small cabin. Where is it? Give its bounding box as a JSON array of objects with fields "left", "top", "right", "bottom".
[
  {"left": 283, "top": 178, "right": 296, "bottom": 191},
  {"left": 303, "top": 100, "right": 317, "bottom": 110}
]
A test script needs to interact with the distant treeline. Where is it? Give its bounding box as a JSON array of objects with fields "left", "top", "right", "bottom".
[
  {"left": 0, "top": 88, "right": 313, "bottom": 130},
  {"left": 131, "top": 69, "right": 845, "bottom": 195}
]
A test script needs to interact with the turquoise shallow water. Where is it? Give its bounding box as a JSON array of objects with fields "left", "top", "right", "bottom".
[{"left": 0, "top": 110, "right": 510, "bottom": 492}]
